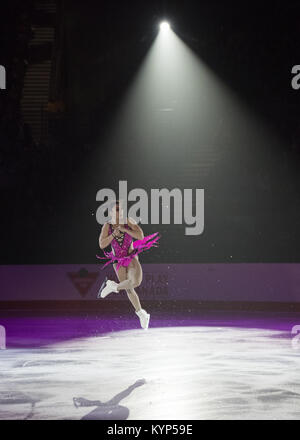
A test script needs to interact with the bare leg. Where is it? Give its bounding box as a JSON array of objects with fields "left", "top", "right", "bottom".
[
  {"left": 113, "top": 264, "right": 128, "bottom": 288},
  {"left": 126, "top": 288, "right": 142, "bottom": 312},
  {"left": 116, "top": 278, "right": 134, "bottom": 291},
  {"left": 126, "top": 257, "right": 143, "bottom": 312},
  {"left": 113, "top": 258, "right": 143, "bottom": 312}
]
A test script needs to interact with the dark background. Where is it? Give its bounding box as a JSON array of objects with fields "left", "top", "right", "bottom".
[{"left": 1, "top": 0, "right": 300, "bottom": 265}]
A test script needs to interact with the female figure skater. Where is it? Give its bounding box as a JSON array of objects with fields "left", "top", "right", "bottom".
[{"left": 96, "top": 200, "right": 159, "bottom": 330}]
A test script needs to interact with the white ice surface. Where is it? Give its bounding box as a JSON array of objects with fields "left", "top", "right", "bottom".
[{"left": 1, "top": 326, "right": 300, "bottom": 420}]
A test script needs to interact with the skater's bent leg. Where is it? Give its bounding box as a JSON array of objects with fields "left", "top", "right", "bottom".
[
  {"left": 113, "top": 264, "right": 134, "bottom": 290},
  {"left": 113, "top": 264, "right": 127, "bottom": 285},
  {"left": 113, "top": 258, "right": 143, "bottom": 292},
  {"left": 116, "top": 278, "right": 135, "bottom": 291},
  {"left": 113, "top": 264, "right": 136, "bottom": 291},
  {"left": 113, "top": 262, "right": 142, "bottom": 312}
]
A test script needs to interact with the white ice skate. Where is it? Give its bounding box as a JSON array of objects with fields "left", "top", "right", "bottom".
[
  {"left": 97, "top": 279, "right": 118, "bottom": 299},
  {"left": 135, "top": 309, "right": 150, "bottom": 330}
]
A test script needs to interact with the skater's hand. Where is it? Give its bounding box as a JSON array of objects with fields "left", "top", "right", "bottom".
[
  {"left": 118, "top": 225, "right": 127, "bottom": 233},
  {"left": 112, "top": 226, "right": 121, "bottom": 236}
]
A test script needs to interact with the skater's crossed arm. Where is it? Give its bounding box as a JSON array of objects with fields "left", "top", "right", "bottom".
[{"left": 118, "top": 218, "right": 144, "bottom": 240}]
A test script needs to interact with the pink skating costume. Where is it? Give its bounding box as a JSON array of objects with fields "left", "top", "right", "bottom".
[{"left": 96, "top": 223, "right": 160, "bottom": 271}]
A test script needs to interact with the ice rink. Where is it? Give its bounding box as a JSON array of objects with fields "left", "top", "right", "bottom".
[{"left": 1, "top": 316, "right": 300, "bottom": 420}]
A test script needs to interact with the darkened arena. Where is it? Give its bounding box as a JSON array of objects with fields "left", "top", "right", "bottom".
[{"left": 1, "top": 0, "right": 300, "bottom": 429}]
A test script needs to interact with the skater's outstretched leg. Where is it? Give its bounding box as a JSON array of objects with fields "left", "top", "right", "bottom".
[{"left": 127, "top": 258, "right": 150, "bottom": 330}]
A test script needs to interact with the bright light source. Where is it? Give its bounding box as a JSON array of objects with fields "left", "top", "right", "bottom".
[{"left": 160, "top": 21, "right": 170, "bottom": 32}]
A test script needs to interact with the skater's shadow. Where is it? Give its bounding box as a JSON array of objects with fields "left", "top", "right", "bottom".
[{"left": 73, "top": 378, "right": 146, "bottom": 420}]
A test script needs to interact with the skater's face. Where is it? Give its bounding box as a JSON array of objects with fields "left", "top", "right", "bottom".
[{"left": 110, "top": 203, "right": 124, "bottom": 224}]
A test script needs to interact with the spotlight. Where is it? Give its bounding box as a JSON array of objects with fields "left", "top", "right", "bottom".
[{"left": 160, "top": 21, "right": 170, "bottom": 32}]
